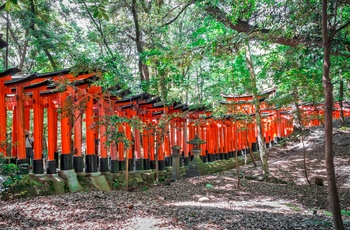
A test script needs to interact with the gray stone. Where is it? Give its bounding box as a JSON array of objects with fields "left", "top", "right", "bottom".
[
  {"left": 198, "top": 197, "right": 210, "bottom": 202},
  {"left": 58, "top": 169, "right": 82, "bottom": 192}
]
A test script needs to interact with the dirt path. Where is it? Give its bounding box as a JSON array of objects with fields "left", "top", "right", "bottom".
[{"left": 0, "top": 123, "right": 350, "bottom": 229}]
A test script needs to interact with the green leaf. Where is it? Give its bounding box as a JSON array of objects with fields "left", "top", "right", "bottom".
[
  {"left": 206, "top": 183, "right": 214, "bottom": 189},
  {"left": 93, "top": 11, "right": 99, "bottom": 18},
  {"left": 101, "top": 12, "right": 109, "bottom": 21},
  {"left": 5, "top": 0, "right": 11, "bottom": 11}
]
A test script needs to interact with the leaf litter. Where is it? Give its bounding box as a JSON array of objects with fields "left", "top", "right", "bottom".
[{"left": 0, "top": 122, "right": 350, "bottom": 229}]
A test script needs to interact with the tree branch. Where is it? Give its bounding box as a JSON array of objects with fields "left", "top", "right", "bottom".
[
  {"left": 336, "top": 20, "right": 350, "bottom": 34},
  {"left": 162, "top": 3, "right": 182, "bottom": 20},
  {"left": 203, "top": 4, "right": 350, "bottom": 49},
  {"left": 161, "top": 2, "right": 192, "bottom": 27}
]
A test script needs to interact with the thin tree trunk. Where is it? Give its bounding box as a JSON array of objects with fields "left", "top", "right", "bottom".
[
  {"left": 245, "top": 123, "right": 257, "bottom": 167},
  {"left": 339, "top": 79, "right": 345, "bottom": 126},
  {"left": 245, "top": 42, "right": 269, "bottom": 180},
  {"left": 322, "top": 1, "right": 344, "bottom": 229}
]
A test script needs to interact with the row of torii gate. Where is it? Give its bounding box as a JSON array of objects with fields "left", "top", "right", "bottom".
[{"left": 0, "top": 68, "right": 348, "bottom": 175}]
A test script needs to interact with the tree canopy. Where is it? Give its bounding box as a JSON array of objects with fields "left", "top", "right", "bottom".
[{"left": 0, "top": 0, "right": 349, "bottom": 107}]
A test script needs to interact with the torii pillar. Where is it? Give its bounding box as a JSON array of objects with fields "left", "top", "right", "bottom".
[
  {"left": 85, "top": 94, "right": 97, "bottom": 173},
  {"left": 73, "top": 95, "right": 84, "bottom": 173},
  {"left": 15, "top": 85, "right": 28, "bottom": 173},
  {"left": 32, "top": 90, "right": 44, "bottom": 174},
  {"left": 99, "top": 97, "right": 109, "bottom": 172},
  {"left": 46, "top": 96, "right": 58, "bottom": 174},
  {"left": 60, "top": 91, "right": 73, "bottom": 170},
  {"left": 0, "top": 75, "right": 11, "bottom": 156}
]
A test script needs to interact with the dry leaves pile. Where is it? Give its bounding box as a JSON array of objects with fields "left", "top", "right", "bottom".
[{"left": 1, "top": 123, "right": 350, "bottom": 230}]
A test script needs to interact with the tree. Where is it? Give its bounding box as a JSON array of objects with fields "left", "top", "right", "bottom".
[
  {"left": 322, "top": 0, "right": 349, "bottom": 228},
  {"left": 244, "top": 41, "right": 269, "bottom": 180}
]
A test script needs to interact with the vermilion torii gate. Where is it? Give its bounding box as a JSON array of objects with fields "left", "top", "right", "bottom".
[{"left": 0, "top": 68, "right": 346, "bottom": 176}]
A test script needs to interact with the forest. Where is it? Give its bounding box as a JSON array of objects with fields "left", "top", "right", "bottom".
[{"left": 1, "top": 0, "right": 350, "bottom": 229}]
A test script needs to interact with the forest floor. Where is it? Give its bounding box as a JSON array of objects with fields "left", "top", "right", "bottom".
[{"left": 1, "top": 121, "right": 350, "bottom": 229}]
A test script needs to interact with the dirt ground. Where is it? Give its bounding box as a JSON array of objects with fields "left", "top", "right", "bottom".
[{"left": 0, "top": 121, "right": 350, "bottom": 229}]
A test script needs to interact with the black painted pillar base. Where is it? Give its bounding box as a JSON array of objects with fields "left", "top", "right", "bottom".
[
  {"left": 85, "top": 154, "right": 98, "bottom": 173},
  {"left": 60, "top": 154, "right": 73, "bottom": 170},
  {"left": 127, "top": 159, "right": 133, "bottom": 171},
  {"left": 99, "top": 157, "right": 109, "bottom": 172},
  {"left": 158, "top": 160, "right": 165, "bottom": 171},
  {"left": 119, "top": 160, "right": 126, "bottom": 171},
  {"left": 54, "top": 151, "right": 59, "bottom": 168},
  {"left": 143, "top": 158, "right": 150, "bottom": 170},
  {"left": 224, "top": 153, "right": 229, "bottom": 160},
  {"left": 16, "top": 158, "right": 29, "bottom": 174},
  {"left": 245, "top": 148, "right": 251, "bottom": 155},
  {"left": 179, "top": 157, "right": 183, "bottom": 167},
  {"left": 183, "top": 157, "right": 190, "bottom": 166},
  {"left": 215, "top": 153, "right": 220, "bottom": 161},
  {"left": 10, "top": 157, "right": 17, "bottom": 164},
  {"left": 73, "top": 156, "right": 84, "bottom": 173},
  {"left": 207, "top": 154, "right": 214, "bottom": 162},
  {"left": 46, "top": 160, "right": 57, "bottom": 174},
  {"left": 164, "top": 156, "right": 172, "bottom": 166},
  {"left": 150, "top": 160, "right": 156, "bottom": 169},
  {"left": 252, "top": 143, "right": 258, "bottom": 152},
  {"left": 219, "top": 153, "right": 225, "bottom": 160},
  {"left": 134, "top": 158, "right": 143, "bottom": 171},
  {"left": 200, "top": 156, "right": 207, "bottom": 163},
  {"left": 33, "top": 159, "right": 44, "bottom": 174},
  {"left": 274, "top": 137, "right": 281, "bottom": 144},
  {"left": 229, "top": 151, "right": 234, "bottom": 158},
  {"left": 110, "top": 159, "right": 119, "bottom": 173}
]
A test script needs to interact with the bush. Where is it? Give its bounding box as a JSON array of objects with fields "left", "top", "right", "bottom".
[{"left": 0, "top": 154, "right": 26, "bottom": 200}]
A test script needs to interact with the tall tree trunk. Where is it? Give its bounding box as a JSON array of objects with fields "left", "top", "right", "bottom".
[
  {"left": 245, "top": 42, "right": 269, "bottom": 180},
  {"left": 322, "top": 1, "right": 344, "bottom": 229},
  {"left": 131, "top": 0, "right": 150, "bottom": 82}
]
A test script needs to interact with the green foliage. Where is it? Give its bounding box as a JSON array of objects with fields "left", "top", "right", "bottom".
[
  {"left": 4, "top": 0, "right": 20, "bottom": 11},
  {"left": 113, "top": 180, "right": 125, "bottom": 190},
  {"left": 341, "top": 210, "right": 350, "bottom": 217},
  {"left": 205, "top": 183, "right": 213, "bottom": 189},
  {"left": 1, "top": 0, "right": 350, "bottom": 111},
  {"left": 325, "top": 209, "right": 350, "bottom": 217},
  {"left": 286, "top": 203, "right": 302, "bottom": 212},
  {"left": 0, "top": 158, "right": 25, "bottom": 200}
]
